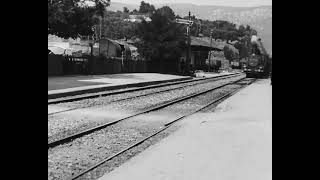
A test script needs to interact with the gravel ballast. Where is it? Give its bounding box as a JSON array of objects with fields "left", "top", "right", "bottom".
[
  {"left": 48, "top": 75, "right": 245, "bottom": 143},
  {"left": 48, "top": 77, "right": 250, "bottom": 180},
  {"left": 49, "top": 74, "right": 242, "bottom": 110}
]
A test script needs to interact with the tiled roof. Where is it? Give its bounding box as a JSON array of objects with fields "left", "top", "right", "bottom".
[{"left": 190, "top": 36, "right": 223, "bottom": 51}]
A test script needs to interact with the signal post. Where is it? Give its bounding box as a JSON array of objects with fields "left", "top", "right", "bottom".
[{"left": 175, "top": 12, "right": 193, "bottom": 75}]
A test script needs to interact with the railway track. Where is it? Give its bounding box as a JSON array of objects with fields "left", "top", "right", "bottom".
[
  {"left": 48, "top": 72, "right": 242, "bottom": 105},
  {"left": 48, "top": 73, "right": 243, "bottom": 116},
  {"left": 66, "top": 78, "right": 256, "bottom": 180},
  {"left": 48, "top": 76, "right": 246, "bottom": 149}
]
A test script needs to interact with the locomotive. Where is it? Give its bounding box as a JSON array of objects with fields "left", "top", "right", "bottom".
[{"left": 242, "top": 35, "right": 271, "bottom": 78}]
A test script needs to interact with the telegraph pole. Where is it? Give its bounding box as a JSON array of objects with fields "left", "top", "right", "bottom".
[
  {"left": 99, "top": 16, "right": 102, "bottom": 39},
  {"left": 175, "top": 12, "right": 194, "bottom": 75},
  {"left": 208, "top": 29, "right": 213, "bottom": 71},
  {"left": 98, "top": 15, "right": 103, "bottom": 55},
  {"left": 185, "top": 11, "right": 192, "bottom": 75}
]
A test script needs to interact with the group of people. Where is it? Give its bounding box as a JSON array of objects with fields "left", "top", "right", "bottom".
[
  {"left": 180, "top": 61, "right": 195, "bottom": 75},
  {"left": 180, "top": 60, "right": 222, "bottom": 76},
  {"left": 270, "top": 58, "right": 272, "bottom": 85},
  {"left": 270, "top": 69, "right": 272, "bottom": 85}
]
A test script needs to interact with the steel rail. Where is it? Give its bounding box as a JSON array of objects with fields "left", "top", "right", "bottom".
[
  {"left": 48, "top": 73, "right": 243, "bottom": 105},
  {"left": 68, "top": 78, "right": 255, "bottom": 180},
  {"left": 48, "top": 77, "right": 245, "bottom": 149},
  {"left": 48, "top": 73, "right": 243, "bottom": 116}
]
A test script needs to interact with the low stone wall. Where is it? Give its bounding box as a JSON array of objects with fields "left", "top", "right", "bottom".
[
  {"left": 48, "top": 55, "right": 63, "bottom": 76},
  {"left": 48, "top": 55, "right": 150, "bottom": 76}
]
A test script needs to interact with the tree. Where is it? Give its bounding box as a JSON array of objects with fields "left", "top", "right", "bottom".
[
  {"left": 123, "top": 7, "right": 129, "bottom": 13},
  {"left": 232, "top": 24, "right": 259, "bottom": 58},
  {"left": 234, "top": 37, "right": 250, "bottom": 59},
  {"left": 223, "top": 44, "right": 239, "bottom": 62},
  {"left": 251, "top": 29, "right": 258, "bottom": 36},
  {"left": 237, "top": 25, "right": 246, "bottom": 37},
  {"left": 157, "top": 6, "right": 175, "bottom": 20},
  {"left": 136, "top": 9, "right": 186, "bottom": 72},
  {"left": 132, "top": 9, "right": 138, "bottom": 14},
  {"left": 199, "top": 20, "right": 241, "bottom": 41},
  {"left": 245, "top": 25, "right": 251, "bottom": 32},
  {"left": 48, "top": 0, "right": 110, "bottom": 39},
  {"left": 139, "top": 1, "right": 155, "bottom": 14},
  {"left": 100, "top": 10, "right": 138, "bottom": 40},
  {"left": 188, "top": 17, "right": 200, "bottom": 36}
]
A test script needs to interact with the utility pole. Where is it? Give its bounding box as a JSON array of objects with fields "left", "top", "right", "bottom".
[
  {"left": 98, "top": 15, "right": 103, "bottom": 55},
  {"left": 99, "top": 16, "right": 102, "bottom": 39},
  {"left": 185, "top": 11, "right": 192, "bottom": 75},
  {"left": 208, "top": 29, "right": 213, "bottom": 71},
  {"left": 198, "top": 19, "right": 202, "bottom": 37},
  {"left": 175, "top": 13, "right": 194, "bottom": 75},
  {"left": 121, "top": 51, "right": 124, "bottom": 72}
]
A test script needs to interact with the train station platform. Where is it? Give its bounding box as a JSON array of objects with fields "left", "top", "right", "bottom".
[
  {"left": 98, "top": 79, "right": 272, "bottom": 180},
  {"left": 48, "top": 72, "right": 235, "bottom": 99}
]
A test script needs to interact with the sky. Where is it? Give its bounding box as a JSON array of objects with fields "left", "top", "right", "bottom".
[{"left": 112, "top": 0, "right": 272, "bottom": 7}]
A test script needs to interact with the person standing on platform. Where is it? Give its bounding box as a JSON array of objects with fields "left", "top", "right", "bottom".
[
  {"left": 270, "top": 57, "right": 272, "bottom": 85},
  {"left": 180, "top": 61, "right": 185, "bottom": 75}
]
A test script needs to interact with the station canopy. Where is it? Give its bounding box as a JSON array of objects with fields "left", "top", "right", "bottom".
[{"left": 190, "top": 36, "right": 223, "bottom": 51}]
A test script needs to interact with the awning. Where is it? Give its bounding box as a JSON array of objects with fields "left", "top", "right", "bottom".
[
  {"left": 190, "top": 36, "right": 223, "bottom": 51},
  {"left": 48, "top": 46, "right": 66, "bottom": 55},
  {"left": 48, "top": 46, "right": 81, "bottom": 56}
]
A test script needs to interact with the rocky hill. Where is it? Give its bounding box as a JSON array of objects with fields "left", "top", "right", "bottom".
[{"left": 108, "top": 2, "right": 272, "bottom": 54}]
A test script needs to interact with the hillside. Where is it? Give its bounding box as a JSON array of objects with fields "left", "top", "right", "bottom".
[{"left": 108, "top": 2, "right": 272, "bottom": 54}]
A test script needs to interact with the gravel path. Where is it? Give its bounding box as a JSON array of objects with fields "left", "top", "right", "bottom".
[
  {"left": 48, "top": 78, "right": 248, "bottom": 180},
  {"left": 48, "top": 75, "right": 245, "bottom": 143}
]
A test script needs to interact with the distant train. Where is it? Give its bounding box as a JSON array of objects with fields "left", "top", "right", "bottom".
[
  {"left": 243, "top": 54, "right": 270, "bottom": 78},
  {"left": 242, "top": 35, "right": 271, "bottom": 78},
  {"left": 230, "top": 60, "right": 241, "bottom": 69}
]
